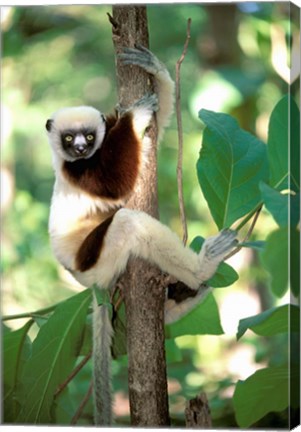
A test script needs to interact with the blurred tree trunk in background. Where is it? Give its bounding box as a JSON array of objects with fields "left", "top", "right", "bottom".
[
  {"left": 199, "top": 4, "right": 257, "bottom": 133},
  {"left": 203, "top": 4, "right": 241, "bottom": 66}
]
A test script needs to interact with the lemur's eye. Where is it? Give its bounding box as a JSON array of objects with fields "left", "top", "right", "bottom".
[
  {"left": 65, "top": 135, "right": 73, "bottom": 142},
  {"left": 86, "top": 134, "right": 94, "bottom": 142}
]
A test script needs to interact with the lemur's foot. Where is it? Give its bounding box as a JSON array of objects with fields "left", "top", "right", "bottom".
[
  {"left": 201, "top": 229, "right": 238, "bottom": 261},
  {"left": 165, "top": 281, "right": 210, "bottom": 324},
  {"left": 196, "top": 229, "right": 238, "bottom": 283},
  {"left": 118, "top": 45, "right": 163, "bottom": 76}
]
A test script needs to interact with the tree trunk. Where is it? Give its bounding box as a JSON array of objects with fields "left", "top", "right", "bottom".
[{"left": 110, "top": 5, "right": 170, "bottom": 426}]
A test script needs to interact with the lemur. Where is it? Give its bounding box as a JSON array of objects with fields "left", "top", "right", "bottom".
[{"left": 46, "top": 46, "right": 237, "bottom": 425}]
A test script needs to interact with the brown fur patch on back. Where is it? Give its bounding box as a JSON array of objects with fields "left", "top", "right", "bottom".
[
  {"left": 63, "top": 112, "right": 141, "bottom": 200},
  {"left": 75, "top": 212, "right": 116, "bottom": 272}
]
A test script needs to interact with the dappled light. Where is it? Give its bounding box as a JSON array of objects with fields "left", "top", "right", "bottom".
[{"left": 2, "top": 3, "right": 299, "bottom": 428}]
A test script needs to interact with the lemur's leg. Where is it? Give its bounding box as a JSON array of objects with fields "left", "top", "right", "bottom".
[
  {"left": 87, "top": 209, "right": 237, "bottom": 291},
  {"left": 165, "top": 281, "right": 212, "bottom": 324}
]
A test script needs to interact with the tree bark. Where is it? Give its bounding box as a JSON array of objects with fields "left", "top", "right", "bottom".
[
  {"left": 110, "top": 5, "right": 170, "bottom": 426},
  {"left": 185, "top": 393, "right": 212, "bottom": 428}
]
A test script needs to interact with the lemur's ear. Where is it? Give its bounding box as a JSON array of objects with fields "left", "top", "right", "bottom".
[{"left": 46, "top": 119, "right": 53, "bottom": 132}]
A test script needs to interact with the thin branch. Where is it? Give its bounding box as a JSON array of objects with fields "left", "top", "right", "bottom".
[
  {"left": 224, "top": 205, "right": 263, "bottom": 260},
  {"left": 175, "top": 18, "right": 192, "bottom": 246},
  {"left": 235, "top": 202, "right": 263, "bottom": 232},
  {"left": 55, "top": 351, "right": 92, "bottom": 398},
  {"left": 71, "top": 380, "right": 93, "bottom": 425}
]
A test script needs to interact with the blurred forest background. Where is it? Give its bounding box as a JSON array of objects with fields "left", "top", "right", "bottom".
[{"left": 1, "top": 2, "right": 299, "bottom": 427}]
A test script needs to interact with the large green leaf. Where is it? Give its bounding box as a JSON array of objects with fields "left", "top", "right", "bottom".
[
  {"left": 17, "top": 289, "right": 92, "bottom": 424},
  {"left": 290, "top": 228, "right": 300, "bottom": 297},
  {"left": 237, "top": 304, "right": 299, "bottom": 340},
  {"left": 260, "top": 181, "right": 299, "bottom": 228},
  {"left": 190, "top": 236, "right": 238, "bottom": 287},
  {"left": 261, "top": 228, "right": 288, "bottom": 298},
  {"left": 3, "top": 321, "right": 33, "bottom": 422},
  {"left": 267, "top": 95, "right": 300, "bottom": 192},
  {"left": 165, "top": 292, "right": 223, "bottom": 339},
  {"left": 197, "top": 109, "right": 269, "bottom": 229},
  {"left": 233, "top": 365, "right": 297, "bottom": 427}
]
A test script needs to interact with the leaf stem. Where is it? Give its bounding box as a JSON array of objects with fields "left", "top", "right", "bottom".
[
  {"left": 234, "top": 203, "right": 263, "bottom": 232},
  {"left": 225, "top": 204, "right": 263, "bottom": 260}
]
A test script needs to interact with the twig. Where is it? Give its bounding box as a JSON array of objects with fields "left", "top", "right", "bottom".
[
  {"left": 224, "top": 205, "right": 263, "bottom": 260},
  {"left": 107, "top": 12, "right": 118, "bottom": 30},
  {"left": 71, "top": 380, "right": 93, "bottom": 425},
  {"left": 175, "top": 18, "right": 192, "bottom": 246},
  {"left": 55, "top": 351, "right": 92, "bottom": 398},
  {"left": 235, "top": 202, "right": 263, "bottom": 232}
]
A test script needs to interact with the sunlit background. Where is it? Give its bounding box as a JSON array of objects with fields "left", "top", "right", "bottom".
[{"left": 1, "top": 3, "right": 299, "bottom": 427}]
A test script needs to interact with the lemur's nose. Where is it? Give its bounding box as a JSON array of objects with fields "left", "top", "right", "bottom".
[
  {"left": 74, "top": 144, "right": 88, "bottom": 155},
  {"left": 74, "top": 134, "right": 88, "bottom": 155}
]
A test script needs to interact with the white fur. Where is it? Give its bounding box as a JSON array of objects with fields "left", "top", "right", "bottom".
[
  {"left": 72, "top": 209, "right": 235, "bottom": 292},
  {"left": 49, "top": 174, "right": 126, "bottom": 271}
]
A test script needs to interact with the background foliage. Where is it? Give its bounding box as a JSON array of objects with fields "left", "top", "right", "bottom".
[{"left": 1, "top": 3, "right": 300, "bottom": 427}]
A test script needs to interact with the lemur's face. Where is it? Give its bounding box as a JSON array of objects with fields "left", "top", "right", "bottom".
[{"left": 46, "top": 106, "right": 106, "bottom": 162}]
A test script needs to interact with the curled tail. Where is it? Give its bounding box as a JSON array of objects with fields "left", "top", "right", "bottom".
[{"left": 92, "top": 294, "right": 113, "bottom": 425}]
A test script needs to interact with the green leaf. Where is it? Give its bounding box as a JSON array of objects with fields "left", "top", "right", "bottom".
[
  {"left": 3, "top": 320, "right": 33, "bottom": 391},
  {"left": 290, "top": 228, "right": 300, "bottom": 297},
  {"left": 190, "top": 236, "right": 238, "bottom": 287},
  {"left": 165, "top": 338, "right": 183, "bottom": 363},
  {"left": 233, "top": 365, "right": 295, "bottom": 427},
  {"left": 261, "top": 228, "right": 288, "bottom": 297},
  {"left": 237, "top": 304, "right": 299, "bottom": 340},
  {"left": 267, "top": 95, "right": 300, "bottom": 192},
  {"left": 260, "top": 181, "right": 299, "bottom": 228},
  {"left": 93, "top": 284, "right": 110, "bottom": 306},
  {"left": 17, "top": 289, "right": 92, "bottom": 424},
  {"left": 165, "top": 292, "right": 223, "bottom": 338},
  {"left": 3, "top": 321, "right": 33, "bottom": 422},
  {"left": 209, "top": 262, "right": 238, "bottom": 287},
  {"left": 189, "top": 236, "right": 205, "bottom": 253},
  {"left": 290, "top": 97, "right": 300, "bottom": 192},
  {"left": 197, "top": 109, "right": 269, "bottom": 229}
]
